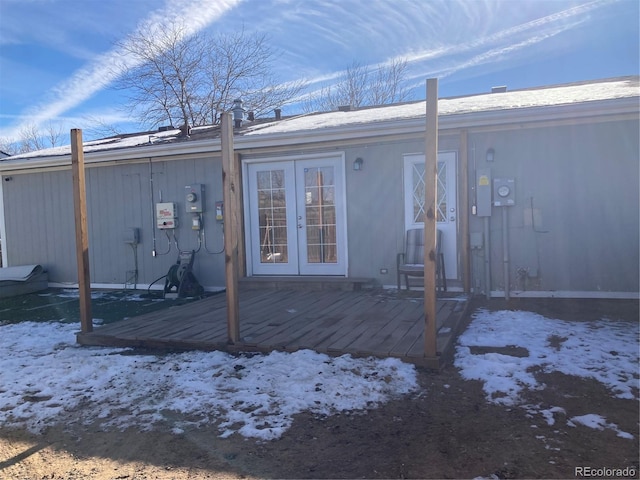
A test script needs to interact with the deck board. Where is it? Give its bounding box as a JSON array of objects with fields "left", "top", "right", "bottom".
[{"left": 77, "top": 288, "right": 469, "bottom": 367}]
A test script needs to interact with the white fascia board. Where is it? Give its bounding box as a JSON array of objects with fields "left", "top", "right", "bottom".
[
  {"left": 440, "top": 97, "right": 639, "bottom": 130},
  {"left": 0, "top": 140, "right": 224, "bottom": 172}
]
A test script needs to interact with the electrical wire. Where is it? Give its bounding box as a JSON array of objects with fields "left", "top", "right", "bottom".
[
  {"left": 154, "top": 230, "right": 172, "bottom": 256},
  {"left": 203, "top": 216, "right": 225, "bottom": 254}
]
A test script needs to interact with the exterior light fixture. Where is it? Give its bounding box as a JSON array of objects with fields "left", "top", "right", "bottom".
[
  {"left": 486, "top": 148, "right": 495, "bottom": 162},
  {"left": 353, "top": 157, "right": 364, "bottom": 171}
]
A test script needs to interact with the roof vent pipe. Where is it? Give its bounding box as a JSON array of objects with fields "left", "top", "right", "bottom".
[
  {"left": 274, "top": 108, "right": 281, "bottom": 120},
  {"left": 232, "top": 98, "right": 245, "bottom": 128}
]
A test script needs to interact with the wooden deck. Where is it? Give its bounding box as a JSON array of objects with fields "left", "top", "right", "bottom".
[{"left": 77, "top": 288, "right": 470, "bottom": 368}]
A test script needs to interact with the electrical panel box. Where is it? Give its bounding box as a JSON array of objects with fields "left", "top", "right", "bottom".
[
  {"left": 185, "top": 184, "right": 204, "bottom": 213},
  {"left": 470, "top": 232, "right": 484, "bottom": 249},
  {"left": 493, "top": 178, "right": 516, "bottom": 207},
  {"left": 476, "top": 168, "right": 492, "bottom": 217},
  {"left": 156, "top": 202, "right": 177, "bottom": 229}
]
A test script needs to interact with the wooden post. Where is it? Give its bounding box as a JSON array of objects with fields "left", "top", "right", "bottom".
[
  {"left": 459, "top": 129, "right": 471, "bottom": 293},
  {"left": 424, "top": 79, "right": 438, "bottom": 358},
  {"left": 221, "top": 113, "right": 240, "bottom": 343},
  {"left": 70, "top": 129, "right": 93, "bottom": 334}
]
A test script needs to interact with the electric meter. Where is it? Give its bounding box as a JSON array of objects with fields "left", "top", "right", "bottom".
[
  {"left": 493, "top": 178, "right": 516, "bottom": 206},
  {"left": 497, "top": 185, "right": 511, "bottom": 198},
  {"left": 185, "top": 184, "right": 204, "bottom": 213}
]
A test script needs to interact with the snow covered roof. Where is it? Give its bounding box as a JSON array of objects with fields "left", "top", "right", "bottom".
[
  {"left": 3, "top": 76, "right": 638, "bottom": 164},
  {"left": 244, "top": 77, "right": 639, "bottom": 136}
]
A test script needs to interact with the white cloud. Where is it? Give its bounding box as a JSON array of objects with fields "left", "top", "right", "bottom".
[
  {"left": 1, "top": 0, "right": 241, "bottom": 140},
  {"left": 277, "top": 0, "right": 615, "bottom": 109}
]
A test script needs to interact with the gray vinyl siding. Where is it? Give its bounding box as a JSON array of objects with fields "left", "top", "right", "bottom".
[
  {"left": 4, "top": 170, "right": 75, "bottom": 280},
  {"left": 467, "top": 119, "right": 639, "bottom": 293},
  {"left": 3, "top": 156, "right": 226, "bottom": 288},
  {"left": 343, "top": 135, "right": 460, "bottom": 282},
  {"left": 1, "top": 114, "right": 637, "bottom": 296}
]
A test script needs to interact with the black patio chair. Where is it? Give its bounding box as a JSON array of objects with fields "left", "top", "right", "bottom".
[{"left": 396, "top": 228, "right": 446, "bottom": 291}]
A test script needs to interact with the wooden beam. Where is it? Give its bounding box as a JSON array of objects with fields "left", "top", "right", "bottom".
[
  {"left": 221, "top": 113, "right": 240, "bottom": 343},
  {"left": 424, "top": 78, "right": 438, "bottom": 358},
  {"left": 70, "top": 129, "right": 93, "bottom": 334},
  {"left": 459, "top": 129, "right": 471, "bottom": 293}
]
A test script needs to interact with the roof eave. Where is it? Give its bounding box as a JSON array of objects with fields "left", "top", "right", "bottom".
[{"left": 1, "top": 96, "right": 636, "bottom": 172}]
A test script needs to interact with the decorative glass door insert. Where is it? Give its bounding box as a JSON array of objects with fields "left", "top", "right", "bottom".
[{"left": 410, "top": 160, "right": 448, "bottom": 223}]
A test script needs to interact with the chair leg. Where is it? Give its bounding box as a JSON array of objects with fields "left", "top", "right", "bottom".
[
  {"left": 439, "top": 253, "right": 447, "bottom": 292},
  {"left": 404, "top": 274, "right": 410, "bottom": 290}
]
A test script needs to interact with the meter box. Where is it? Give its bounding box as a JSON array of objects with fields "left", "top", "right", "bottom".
[
  {"left": 185, "top": 184, "right": 204, "bottom": 213},
  {"left": 156, "top": 202, "right": 177, "bottom": 229},
  {"left": 493, "top": 178, "right": 516, "bottom": 206}
]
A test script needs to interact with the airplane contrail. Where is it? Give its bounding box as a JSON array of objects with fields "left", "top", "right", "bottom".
[{"left": 3, "top": 0, "right": 241, "bottom": 140}]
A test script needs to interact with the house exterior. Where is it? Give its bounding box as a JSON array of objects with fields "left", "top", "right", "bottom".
[{"left": 1, "top": 76, "right": 638, "bottom": 299}]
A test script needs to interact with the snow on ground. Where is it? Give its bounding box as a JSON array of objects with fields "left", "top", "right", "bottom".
[
  {"left": 455, "top": 309, "right": 639, "bottom": 438},
  {"left": 568, "top": 413, "right": 634, "bottom": 439},
  {"left": 2, "top": 303, "right": 637, "bottom": 442},
  {"left": 0, "top": 321, "right": 418, "bottom": 441}
]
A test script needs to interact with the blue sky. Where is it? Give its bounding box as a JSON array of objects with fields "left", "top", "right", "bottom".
[{"left": 0, "top": 0, "right": 638, "bottom": 143}]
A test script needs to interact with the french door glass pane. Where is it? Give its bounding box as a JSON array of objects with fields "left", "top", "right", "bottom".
[
  {"left": 304, "top": 166, "right": 337, "bottom": 264},
  {"left": 257, "top": 169, "right": 289, "bottom": 263}
]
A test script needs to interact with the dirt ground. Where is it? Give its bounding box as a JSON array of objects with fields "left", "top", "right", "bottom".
[{"left": 1, "top": 297, "right": 638, "bottom": 479}]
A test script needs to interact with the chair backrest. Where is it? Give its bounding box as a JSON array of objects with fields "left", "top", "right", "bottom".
[
  {"left": 404, "top": 228, "right": 443, "bottom": 264},
  {"left": 404, "top": 228, "right": 425, "bottom": 264}
]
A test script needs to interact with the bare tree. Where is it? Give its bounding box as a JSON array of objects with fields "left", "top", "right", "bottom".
[
  {"left": 115, "top": 22, "right": 304, "bottom": 129},
  {"left": 82, "top": 116, "right": 125, "bottom": 140},
  {"left": 303, "top": 58, "right": 409, "bottom": 112},
  {"left": 0, "top": 137, "right": 18, "bottom": 156},
  {"left": 369, "top": 58, "right": 409, "bottom": 106},
  {"left": 0, "top": 122, "right": 67, "bottom": 155}
]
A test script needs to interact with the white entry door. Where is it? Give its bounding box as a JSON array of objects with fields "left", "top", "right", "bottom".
[
  {"left": 403, "top": 152, "right": 458, "bottom": 279},
  {"left": 246, "top": 156, "right": 347, "bottom": 276}
]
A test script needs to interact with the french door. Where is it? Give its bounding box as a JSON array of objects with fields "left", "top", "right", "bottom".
[{"left": 246, "top": 156, "right": 347, "bottom": 276}]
